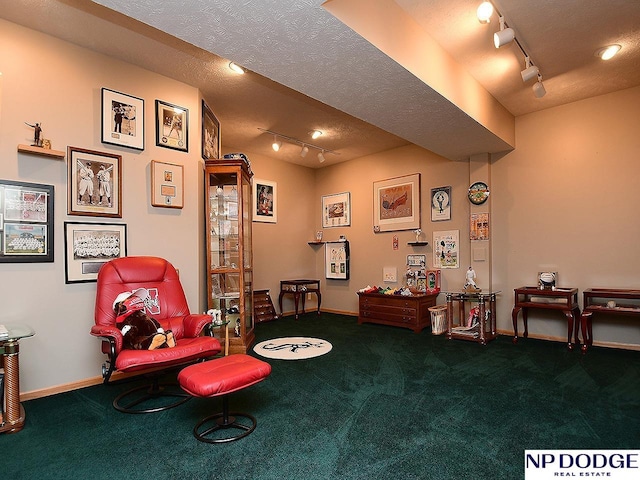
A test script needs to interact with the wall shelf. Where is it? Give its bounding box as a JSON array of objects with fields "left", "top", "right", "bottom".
[
  {"left": 18, "top": 144, "right": 65, "bottom": 160},
  {"left": 408, "top": 241, "right": 429, "bottom": 246},
  {"left": 308, "top": 241, "right": 325, "bottom": 245}
]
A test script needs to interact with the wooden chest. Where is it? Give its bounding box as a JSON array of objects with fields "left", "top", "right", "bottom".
[{"left": 357, "top": 292, "right": 438, "bottom": 333}]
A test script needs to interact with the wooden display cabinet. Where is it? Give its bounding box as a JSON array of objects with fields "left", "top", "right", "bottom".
[{"left": 205, "top": 159, "right": 254, "bottom": 354}]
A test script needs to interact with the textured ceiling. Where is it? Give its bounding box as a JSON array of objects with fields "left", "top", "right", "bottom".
[{"left": 3, "top": 0, "right": 639, "bottom": 168}]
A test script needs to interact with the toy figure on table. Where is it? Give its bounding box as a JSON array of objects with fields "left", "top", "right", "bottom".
[{"left": 464, "top": 266, "right": 480, "bottom": 292}]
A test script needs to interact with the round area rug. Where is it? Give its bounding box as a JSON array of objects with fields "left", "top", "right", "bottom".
[{"left": 253, "top": 337, "right": 332, "bottom": 360}]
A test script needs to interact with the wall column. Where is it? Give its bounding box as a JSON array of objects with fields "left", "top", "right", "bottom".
[{"left": 468, "top": 153, "right": 492, "bottom": 290}]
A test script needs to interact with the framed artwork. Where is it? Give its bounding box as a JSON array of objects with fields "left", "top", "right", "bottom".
[
  {"left": 325, "top": 240, "right": 350, "bottom": 280},
  {"left": 431, "top": 186, "right": 451, "bottom": 221},
  {"left": 433, "top": 230, "right": 459, "bottom": 269},
  {"left": 0, "top": 179, "right": 54, "bottom": 263},
  {"left": 253, "top": 178, "right": 277, "bottom": 223},
  {"left": 155, "top": 100, "right": 188, "bottom": 152},
  {"left": 151, "top": 160, "right": 184, "bottom": 209},
  {"left": 407, "top": 254, "right": 426, "bottom": 267},
  {"left": 202, "top": 100, "right": 221, "bottom": 160},
  {"left": 64, "top": 222, "right": 127, "bottom": 283},
  {"left": 322, "top": 192, "right": 351, "bottom": 228},
  {"left": 373, "top": 173, "right": 420, "bottom": 233},
  {"left": 68, "top": 146, "right": 122, "bottom": 218},
  {"left": 101, "top": 88, "right": 144, "bottom": 150},
  {"left": 470, "top": 213, "right": 489, "bottom": 240}
]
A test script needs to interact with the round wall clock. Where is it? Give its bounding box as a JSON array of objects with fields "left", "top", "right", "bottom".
[{"left": 468, "top": 181, "right": 490, "bottom": 205}]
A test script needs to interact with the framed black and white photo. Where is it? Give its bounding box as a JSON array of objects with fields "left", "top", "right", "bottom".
[
  {"left": 156, "top": 99, "right": 189, "bottom": 152},
  {"left": 202, "top": 100, "right": 220, "bottom": 160},
  {"left": 64, "top": 222, "right": 127, "bottom": 283},
  {"left": 253, "top": 178, "right": 277, "bottom": 223},
  {"left": 0, "top": 179, "right": 54, "bottom": 263},
  {"left": 101, "top": 88, "right": 144, "bottom": 150},
  {"left": 431, "top": 186, "right": 451, "bottom": 221},
  {"left": 68, "top": 146, "right": 122, "bottom": 218}
]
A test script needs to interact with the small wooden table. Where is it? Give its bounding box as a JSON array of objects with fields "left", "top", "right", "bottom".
[
  {"left": 278, "top": 279, "right": 321, "bottom": 319},
  {"left": 580, "top": 288, "right": 640, "bottom": 353},
  {"left": 512, "top": 286, "right": 580, "bottom": 350},
  {"left": 445, "top": 291, "right": 499, "bottom": 345}
]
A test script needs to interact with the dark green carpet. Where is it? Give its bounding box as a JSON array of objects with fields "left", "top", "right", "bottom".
[{"left": 2, "top": 313, "right": 639, "bottom": 479}]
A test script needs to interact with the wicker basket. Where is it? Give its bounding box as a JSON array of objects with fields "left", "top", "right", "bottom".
[{"left": 428, "top": 305, "right": 448, "bottom": 335}]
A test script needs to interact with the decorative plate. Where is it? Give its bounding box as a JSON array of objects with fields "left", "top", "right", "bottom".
[{"left": 468, "top": 181, "right": 490, "bottom": 205}]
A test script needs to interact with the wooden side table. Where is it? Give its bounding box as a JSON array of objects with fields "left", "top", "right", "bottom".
[
  {"left": 1, "top": 324, "right": 35, "bottom": 434},
  {"left": 580, "top": 288, "right": 640, "bottom": 353},
  {"left": 278, "top": 280, "right": 321, "bottom": 320},
  {"left": 512, "top": 286, "right": 580, "bottom": 350}
]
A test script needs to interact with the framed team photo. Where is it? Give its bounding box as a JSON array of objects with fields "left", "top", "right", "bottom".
[
  {"left": 156, "top": 99, "right": 189, "bottom": 152},
  {"left": 202, "top": 100, "right": 220, "bottom": 160},
  {"left": 101, "top": 88, "right": 144, "bottom": 151}
]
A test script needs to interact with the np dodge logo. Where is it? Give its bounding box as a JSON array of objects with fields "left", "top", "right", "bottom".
[{"left": 525, "top": 450, "right": 640, "bottom": 479}]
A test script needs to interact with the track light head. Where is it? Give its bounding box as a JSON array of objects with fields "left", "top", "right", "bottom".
[
  {"left": 318, "top": 151, "right": 326, "bottom": 163},
  {"left": 476, "top": 2, "right": 494, "bottom": 24},
  {"left": 533, "top": 75, "right": 546, "bottom": 98},
  {"left": 494, "top": 16, "right": 514, "bottom": 48},
  {"left": 272, "top": 136, "right": 282, "bottom": 152},
  {"left": 521, "top": 57, "right": 539, "bottom": 82},
  {"left": 300, "top": 145, "right": 309, "bottom": 158}
]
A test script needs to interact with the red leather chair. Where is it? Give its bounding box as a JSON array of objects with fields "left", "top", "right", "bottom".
[{"left": 91, "top": 256, "right": 221, "bottom": 413}]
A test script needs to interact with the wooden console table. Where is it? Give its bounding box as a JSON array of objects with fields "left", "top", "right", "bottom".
[
  {"left": 580, "top": 288, "right": 640, "bottom": 353},
  {"left": 278, "top": 280, "right": 321, "bottom": 320},
  {"left": 445, "top": 291, "right": 499, "bottom": 345},
  {"left": 357, "top": 292, "right": 438, "bottom": 333},
  {"left": 512, "top": 286, "right": 580, "bottom": 350}
]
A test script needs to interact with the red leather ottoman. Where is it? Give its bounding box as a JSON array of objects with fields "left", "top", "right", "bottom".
[{"left": 178, "top": 354, "right": 272, "bottom": 443}]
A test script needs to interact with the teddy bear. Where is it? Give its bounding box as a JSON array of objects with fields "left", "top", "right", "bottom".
[{"left": 113, "top": 288, "right": 175, "bottom": 350}]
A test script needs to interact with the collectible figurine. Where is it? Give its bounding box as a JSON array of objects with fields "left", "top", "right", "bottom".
[
  {"left": 25, "top": 122, "right": 43, "bottom": 147},
  {"left": 464, "top": 266, "right": 479, "bottom": 291}
]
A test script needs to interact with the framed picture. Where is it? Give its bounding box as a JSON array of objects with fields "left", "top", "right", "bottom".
[
  {"left": 202, "top": 100, "right": 221, "bottom": 160},
  {"left": 322, "top": 192, "right": 351, "bottom": 228},
  {"left": 433, "top": 230, "right": 459, "bottom": 269},
  {"left": 431, "top": 186, "right": 451, "bottom": 221},
  {"left": 0, "top": 179, "right": 54, "bottom": 263},
  {"left": 68, "top": 146, "right": 122, "bottom": 218},
  {"left": 253, "top": 178, "right": 277, "bottom": 223},
  {"left": 470, "top": 213, "right": 489, "bottom": 240},
  {"left": 407, "top": 254, "right": 426, "bottom": 267},
  {"left": 155, "top": 99, "right": 188, "bottom": 152},
  {"left": 373, "top": 173, "right": 421, "bottom": 232},
  {"left": 151, "top": 160, "right": 184, "bottom": 209},
  {"left": 101, "top": 88, "right": 144, "bottom": 150},
  {"left": 325, "top": 240, "right": 350, "bottom": 280},
  {"left": 64, "top": 222, "right": 127, "bottom": 283}
]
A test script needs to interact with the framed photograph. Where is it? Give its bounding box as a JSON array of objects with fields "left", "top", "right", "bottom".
[
  {"left": 101, "top": 88, "right": 144, "bottom": 150},
  {"left": 431, "top": 186, "right": 451, "bottom": 221},
  {"left": 68, "top": 146, "right": 122, "bottom": 218},
  {"left": 155, "top": 99, "right": 188, "bottom": 152},
  {"left": 202, "top": 100, "right": 221, "bottom": 160},
  {"left": 433, "top": 230, "right": 460, "bottom": 269},
  {"left": 151, "top": 160, "right": 184, "bottom": 209},
  {"left": 325, "top": 240, "right": 350, "bottom": 280},
  {"left": 253, "top": 178, "right": 277, "bottom": 223},
  {"left": 0, "top": 179, "right": 54, "bottom": 263},
  {"left": 322, "top": 192, "right": 351, "bottom": 228},
  {"left": 64, "top": 222, "right": 127, "bottom": 283},
  {"left": 407, "top": 254, "right": 426, "bottom": 267},
  {"left": 373, "top": 173, "right": 420, "bottom": 232}
]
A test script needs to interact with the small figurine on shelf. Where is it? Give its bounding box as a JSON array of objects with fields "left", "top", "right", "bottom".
[
  {"left": 464, "top": 266, "right": 480, "bottom": 291},
  {"left": 414, "top": 228, "right": 422, "bottom": 243},
  {"left": 25, "top": 122, "right": 43, "bottom": 147},
  {"left": 234, "top": 318, "right": 241, "bottom": 337}
]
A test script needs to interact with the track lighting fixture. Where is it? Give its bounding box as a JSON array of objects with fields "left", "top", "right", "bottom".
[
  {"left": 476, "top": 2, "right": 493, "bottom": 24},
  {"left": 494, "top": 16, "right": 515, "bottom": 48},
  {"left": 520, "top": 57, "right": 539, "bottom": 83},
  {"left": 258, "top": 128, "right": 339, "bottom": 163},
  {"left": 595, "top": 44, "right": 621, "bottom": 60},
  {"left": 533, "top": 75, "right": 546, "bottom": 98},
  {"left": 311, "top": 130, "right": 323, "bottom": 140},
  {"left": 228, "top": 62, "right": 246, "bottom": 74}
]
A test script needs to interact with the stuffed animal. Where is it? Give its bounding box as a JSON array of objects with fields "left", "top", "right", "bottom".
[{"left": 113, "top": 288, "right": 175, "bottom": 350}]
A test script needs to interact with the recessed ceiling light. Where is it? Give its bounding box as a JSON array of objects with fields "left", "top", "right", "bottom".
[
  {"left": 228, "top": 62, "right": 246, "bottom": 74},
  {"left": 311, "top": 130, "right": 322, "bottom": 139},
  {"left": 595, "top": 44, "right": 621, "bottom": 60}
]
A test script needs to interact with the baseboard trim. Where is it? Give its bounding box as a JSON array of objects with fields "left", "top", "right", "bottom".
[{"left": 496, "top": 329, "right": 640, "bottom": 351}]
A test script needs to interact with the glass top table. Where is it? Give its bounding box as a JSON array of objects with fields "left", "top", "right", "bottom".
[{"left": 1, "top": 323, "right": 36, "bottom": 342}]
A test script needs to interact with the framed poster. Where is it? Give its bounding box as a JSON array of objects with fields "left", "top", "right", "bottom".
[
  {"left": 151, "top": 160, "right": 184, "bottom": 209},
  {"left": 68, "top": 146, "right": 122, "bottom": 218},
  {"left": 0, "top": 179, "right": 54, "bottom": 263},
  {"left": 101, "top": 88, "right": 144, "bottom": 150},
  {"left": 470, "top": 213, "right": 489, "bottom": 240},
  {"left": 64, "top": 222, "right": 127, "bottom": 283},
  {"left": 202, "top": 100, "right": 221, "bottom": 160},
  {"left": 431, "top": 186, "right": 451, "bottom": 221},
  {"left": 155, "top": 99, "right": 188, "bottom": 152},
  {"left": 433, "top": 230, "right": 459, "bottom": 269},
  {"left": 253, "top": 178, "right": 277, "bottom": 223},
  {"left": 322, "top": 192, "right": 351, "bottom": 228},
  {"left": 373, "top": 173, "right": 420, "bottom": 232},
  {"left": 325, "top": 240, "right": 350, "bottom": 280}
]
